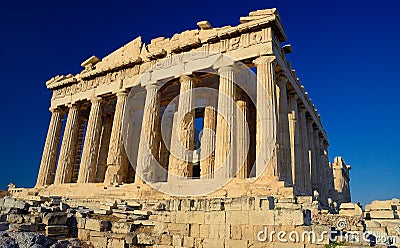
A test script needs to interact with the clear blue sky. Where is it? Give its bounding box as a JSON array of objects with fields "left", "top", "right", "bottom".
[{"left": 0, "top": 0, "right": 398, "bottom": 205}]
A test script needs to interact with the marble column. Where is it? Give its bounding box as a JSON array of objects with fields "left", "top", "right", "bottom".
[
  {"left": 104, "top": 91, "right": 130, "bottom": 184},
  {"left": 288, "top": 93, "right": 301, "bottom": 190},
  {"left": 158, "top": 106, "right": 175, "bottom": 181},
  {"left": 307, "top": 119, "right": 318, "bottom": 191},
  {"left": 54, "top": 104, "right": 81, "bottom": 184},
  {"left": 136, "top": 84, "right": 161, "bottom": 183},
  {"left": 313, "top": 130, "right": 322, "bottom": 193},
  {"left": 298, "top": 106, "right": 311, "bottom": 194},
  {"left": 77, "top": 97, "right": 103, "bottom": 183},
  {"left": 96, "top": 113, "right": 114, "bottom": 183},
  {"left": 276, "top": 76, "right": 292, "bottom": 184},
  {"left": 235, "top": 88, "right": 250, "bottom": 178},
  {"left": 214, "top": 65, "right": 236, "bottom": 178},
  {"left": 169, "top": 75, "right": 196, "bottom": 179},
  {"left": 253, "top": 56, "right": 278, "bottom": 178},
  {"left": 36, "top": 108, "right": 63, "bottom": 187},
  {"left": 200, "top": 97, "right": 217, "bottom": 178}
]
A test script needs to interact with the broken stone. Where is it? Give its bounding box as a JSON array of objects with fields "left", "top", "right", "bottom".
[
  {"left": 85, "top": 218, "right": 111, "bottom": 232},
  {"left": 42, "top": 212, "right": 67, "bottom": 225},
  {"left": 2, "top": 197, "right": 29, "bottom": 210},
  {"left": 137, "top": 233, "right": 155, "bottom": 245},
  {"left": 6, "top": 213, "right": 25, "bottom": 224},
  {"left": 45, "top": 225, "right": 69, "bottom": 238},
  {"left": 12, "top": 223, "right": 39, "bottom": 232},
  {"left": 111, "top": 222, "right": 135, "bottom": 234},
  {"left": 0, "top": 222, "right": 9, "bottom": 231},
  {"left": 133, "top": 210, "right": 152, "bottom": 216}
]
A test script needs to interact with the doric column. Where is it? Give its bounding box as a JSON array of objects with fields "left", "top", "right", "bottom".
[
  {"left": 169, "top": 75, "right": 196, "bottom": 179},
  {"left": 136, "top": 84, "right": 161, "bottom": 183},
  {"left": 96, "top": 113, "right": 114, "bottom": 183},
  {"left": 200, "top": 97, "right": 217, "bottom": 178},
  {"left": 307, "top": 119, "right": 318, "bottom": 191},
  {"left": 235, "top": 88, "right": 250, "bottom": 178},
  {"left": 276, "top": 76, "right": 292, "bottom": 184},
  {"left": 288, "top": 93, "right": 301, "bottom": 191},
  {"left": 77, "top": 97, "right": 103, "bottom": 183},
  {"left": 313, "top": 130, "right": 322, "bottom": 193},
  {"left": 214, "top": 65, "right": 236, "bottom": 178},
  {"left": 298, "top": 106, "right": 311, "bottom": 194},
  {"left": 104, "top": 91, "right": 130, "bottom": 184},
  {"left": 158, "top": 105, "right": 175, "bottom": 181},
  {"left": 253, "top": 56, "right": 278, "bottom": 177},
  {"left": 36, "top": 108, "right": 63, "bottom": 187},
  {"left": 54, "top": 104, "right": 81, "bottom": 184},
  {"left": 322, "top": 139, "right": 332, "bottom": 201}
]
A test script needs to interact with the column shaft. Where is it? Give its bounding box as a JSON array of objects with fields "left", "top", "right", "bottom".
[
  {"left": 169, "top": 75, "right": 196, "bottom": 179},
  {"left": 158, "top": 106, "right": 174, "bottom": 181},
  {"left": 36, "top": 109, "right": 63, "bottom": 187},
  {"left": 254, "top": 56, "right": 278, "bottom": 178},
  {"left": 200, "top": 98, "right": 217, "bottom": 178},
  {"left": 54, "top": 105, "right": 81, "bottom": 184},
  {"left": 136, "top": 85, "right": 161, "bottom": 183},
  {"left": 298, "top": 107, "right": 311, "bottom": 194},
  {"left": 77, "top": 97, "right": 103, "bottom": 183},
  {"left": 276, "top": 77, "right": 292, "bottom": 184},
  {"left": 104, "top": 91, "right": 130, "bottom": 184},
  {"left": 307, "top": 120, "right": 317, "bottom": 191},
  {"left": 214, "top": 65, "right": 236, "bottom": 178},
  {"left": 235, "top": 88, "right": 250, "bottom": 178},
  {"left": 288, "top": 93, "right": 301, "bottom": 190},
  {"left": 314, "top": 131, "right": 322, "bottom": 193},
  {"left": 96, "top": 113, "right": 114, "bottom": 183}
]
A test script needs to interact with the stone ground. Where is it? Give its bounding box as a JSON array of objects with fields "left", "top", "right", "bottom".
[{"left": 0, "top": 231, "right": 81, "bottom": 248}]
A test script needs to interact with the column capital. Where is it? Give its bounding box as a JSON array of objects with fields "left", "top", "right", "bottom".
[
  {"left": 49, "top": 107, "right": 61, "bottom": 113},
  {"left": 276, "top": 74, "right": 288, "bottom": 87},
  {"left": 216, "top": 64, "right": 235, "bottom": 74},
  {"left": 253, "top": 55, "right": 276, "bottom": 66},
  {"left": 67, "top": 102, "right": 80, "bottom": 109},
  {"left": 145, "top": 83, "right": 159, "bottom": 91},
  {"left": 90, "top": 96, "right": 103, "bottom": 104},
  {"left": 288, "top": 90, "right": 299, "bottom": 99},
  {"left": 298, "top": 105, "right": 307, "bottom": 112},
  {"left": 179, "top": 74, "right": 200, "bottom": 84},
  {"left": 116, "top": 90, "right": 128, "bottom": 98}
]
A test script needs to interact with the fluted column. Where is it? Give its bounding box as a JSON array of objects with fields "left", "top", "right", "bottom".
[
  {"left": 214, "top": 65, "right": 236, "bottom": 178},
  {"left": 235, "top": 88, "right": 250, "bottom": 178},
  {"left": 36, "top": 108, "right": 63, "bottom": 187},
  {"left": 253, "top": 56, "right": 278, "bottom": 177},
  {"left": 307, "top": 119, "right": 317, "bottom": 191},
  {"left": 313, "top": 130, "right": 322, "bottom": 193},
  {"left": 288, "top": 93, "right": 301, "bottom": 191},
  {"left": 298, "top": 106, "right": 311, "bottom": 194},
  {"left": 96, "top": 113, "right": 114, "bottom": 183},
  {"left": 169, "top": 75, "right": 196, "bottom": 179},
  {"left": 136, "top": 84, "right": 161, "bottom": 183},
  {"left": 200, "top": 97, "right": 217, "bottom": 178},
  {"left": 54, "top": 104, "right": 81, "bottom": 184},
  {"left": 104, "top": 91, "right": 130, "bottom": 184},
  {"left": 158, "top": 106, "right": 175, "bottom": 182},
  {"left": 276, "top": 76, "right": 292, "bottom": 184},
  {"left": 77, "top": 97, "right": 103, "bottom": 183}
]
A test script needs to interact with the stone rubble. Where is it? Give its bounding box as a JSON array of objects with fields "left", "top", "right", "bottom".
[{"left": 2, "top": 194, "right": 399, "bottom": 247}]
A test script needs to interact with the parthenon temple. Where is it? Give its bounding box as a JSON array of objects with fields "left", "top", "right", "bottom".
[{"left": 34, "top": 8, "right": 350, "bottom": 206}]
